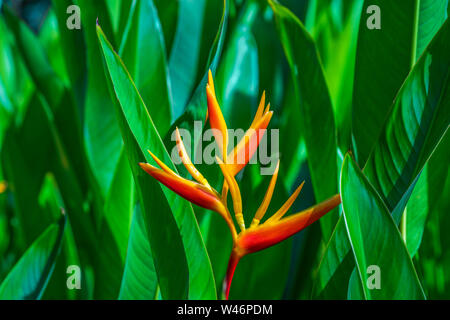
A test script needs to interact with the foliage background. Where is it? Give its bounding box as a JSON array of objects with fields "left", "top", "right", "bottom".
[{"left": 0, "top": 0, "right": 448, "bottom": 299}]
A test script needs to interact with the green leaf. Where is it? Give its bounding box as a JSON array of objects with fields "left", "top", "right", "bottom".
[
  {"left": 405, "top": 131, "right": 450, "bottom": 257},
  {"left": 104, "top": 147, "right": 134, "bottom": 262},
  {"left": 363, "top": 19, "right": 450, "bottom": 215},
  {"left": 341, "top": 154, "right": 425, "bottom": 299},
  {"left": 215, "top": 1, "right": 259, "bottom": 130},
  {"left": 97, "top": 25, "right": 216, "bottom": 299},
  {"left": 347, "top": 269, "right": 364, "bottom": 299},
  {"left": 270, "top": 0, "right": 339, "bottom": 240},
  {"left": 169, "top": 0, "right": 226, "bottom": 119},
  {"left": 0, "top": 16, "right": 34, "bottom": 113},
  {"left": 78, "top": 0, "right": 123, "bottom": 199},
  {"left": 417, "top": 149, "right": 450, "bottom": 298},
  {"left": 308, "top": 0, "right": 364, "bottom": 151},
  {"left": 119, "top": 204, "right": 158, "bottom": 300},
  {"left": 3, "top": 6, "right": 64, "bottom": 108},
  {"left": 314, "top": 20, "right": 450, "bottom": 298},
  {"left": 162, "top": 0, "right": 228, "bottom": 169},
  {"left": 352, "top": 0, "right": 448, "bottom": 164},
  {"left": 154, "top": 0, "right": 179, "bottom": 56},
  {"left": 119, "top": 0, "right": 172, "bottom": 135},
  {"left": 3, "top": 7, "right": 91, "bottom": 196},
  {"left": 182, "top": 0, "right": 229, "bottom": 123},
  {"left": 1, "top": 95, "right": 56, "bottom": 244},
  {"left": 38, "top": 174, "right": 88, "bottom": 300},
  {"left": 51, "top": 0, "right": 87, "bottom": 109},
  {"left": 0, "top": 218, "right": 66, "bottom": 299},
  {"left": 313, "top": 215, "right": 353, "bottom": 299},
  {"left": 38, "top": 9, "right": 69, "bottom": 85}
]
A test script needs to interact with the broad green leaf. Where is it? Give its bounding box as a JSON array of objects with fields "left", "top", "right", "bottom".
[
  {"left": 181, "top": 0, "right": 229, "bottom": 124},
  {"left": 3, "top": 6, "right": 64, "bottom": 108},
  {"left": 341, "top": 154, "right": 425, "bottom": 299},
  {"left": 313, "top": 215, "right": 353, "bottom": 299},
  {"left": 94, "top": 213, "right": 124, "bottom": 299},
  {"left": 363, "top": 19, "right": 450, "bottom": 215},
  {"left": 270, "top": 0, "right": 339, "bottom": 240},
  {"left": 119, "top": 204, "right": 158, "bottom": 300},
  {"left": 250, "top": 0, "right": 285, "bottom": 111},
  {"left": 314, "top": 20, "right": 450, "bottom": 298},
  {"left": 97, "top": 25, "right": 216, "bottom": 299},
  {"left": 169, "top": 0, "right": 225, "bottom": 119},
  {"left": 162, "top": 0, "right": 228, "bottom": 171},
  {"left": 120, "top": 0, "right": 172, "bottom": 135},
  {"left": 418, "top": 159, "right": 450, "bottom": 298},
  {"left": 104, "top": 147, "right": 134, "bottom": 262},
  {"left": 0, "top": 218, "right": 66, "bottom": 299},
  {"left": 38, "top": 174, "right": 87, "bottom": 300},
  {"left": 78, "top": 0, "right": 123, "bottom": 199},
  {"left": 347, "top": 269, "right": 364, "bottom": 299},
  {"left": 38, "top": 9, "right": 69, "bottom": 85},
  {"left": 51, "top": 0, "right": 87, "bottom": 109},
  {"left": 3, "top": 5, "right": 91, "bottom": 194},
  {"left": 307, "top": 0, "right": 364, "bottom": 151},
  {"left": 1, "top": 95, "right": 56, "bottom": 244},
  {"left": 352, "top": 0, "right": 448, "bottom": 164},
  {"left": 168, "top": 0, "right": 209, "bottom": 119},
  {"left": 215, "top": 1, "right": 259, "bottom": 130},
  {"left": 154, "top": 0, "right": 179, "bottom": 56},
  {"left": 405, "top": 131, "right": 450, "bottom": 257},
  {"left": 0, "top": 16, "right": 34, "bottom": 113}
]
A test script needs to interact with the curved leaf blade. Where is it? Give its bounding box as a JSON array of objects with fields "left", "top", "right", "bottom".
[
  {"left": 352, "top": 0, "right": 448, "bottom": 164},
  {"left": 315, "top": 20, "right": 450, "bottom": 297},
  {"left": 341, "top": 154, "right": 425, "bottom": 299},
  {"left": 120, "top": 0, "right": 172, "bottom": 135},
  {"left": 97, "top": 25, "right": 216, "bottom": 299},
  {"left": 270, "top": 0, "right": 339, "bottom": 239},
  {"left": 119, "top": 204, "right": 158, "bottom": 300},
  {"left": 0, "top": 218, "right": 66, "bottom": 300}
]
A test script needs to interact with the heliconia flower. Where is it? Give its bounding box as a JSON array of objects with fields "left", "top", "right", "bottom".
[{"left": 139, "top": 71, "right": 341, "bottom": 299}]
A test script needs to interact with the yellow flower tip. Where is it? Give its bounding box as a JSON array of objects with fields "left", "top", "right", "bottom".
[
  {"left": 146, "top": 150, "right": 173, "bottom": 175},
  {"left": 264, "top": 102, "right": 271, "bottom": 114},
  {"left": 252, "top": 159, "right": 281, "bottom": 227},
  {"left": 208, "top": 69, "right": 215, "bottom": 96},
  {"left": 146, "top": 149, "right": 159, "bottom": 164},
  {"left": 175, "top": 127, "right": 212, "bottom": 189},
  {"left": 0, "top": 181, "right": 7, "bottom": 194},
  {"left": 250, "top": 91, "right": 267, "bottom": 129},
  {"left": 266, "top": 180, "right": 305, "bottom": 223}
]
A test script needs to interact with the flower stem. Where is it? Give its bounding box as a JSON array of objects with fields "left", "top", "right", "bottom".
[{"left": 222, "top": 248, "right": 242, "bottom": 300}]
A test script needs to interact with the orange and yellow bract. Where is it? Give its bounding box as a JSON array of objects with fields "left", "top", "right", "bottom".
[{"left": 139, "top": 70, "right": 341, "bottom": 299}]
